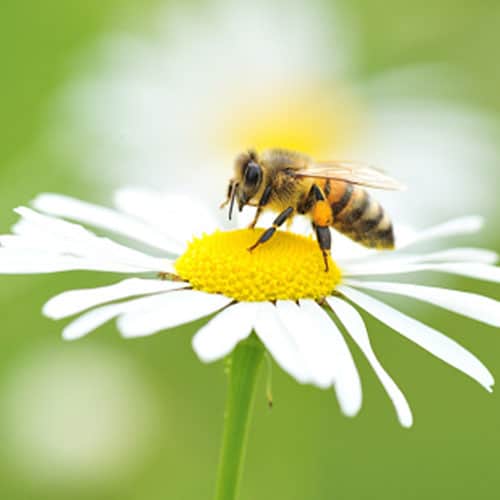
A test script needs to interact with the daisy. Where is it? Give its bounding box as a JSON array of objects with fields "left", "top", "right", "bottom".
[
  {"left": 51, "top": 0, "right": 498, "bottom": 224},
  {"left": 1, "top": 189, "right": 498, "bottom": 429}
]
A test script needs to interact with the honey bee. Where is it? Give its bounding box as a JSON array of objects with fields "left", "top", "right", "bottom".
[{"left": 221, "top": 148, "right": 406, "bottom": 271}]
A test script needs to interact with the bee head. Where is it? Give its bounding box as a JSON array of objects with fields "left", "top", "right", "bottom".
[{"left": 226, "top": 150, "right": 263, "bottom": 219}]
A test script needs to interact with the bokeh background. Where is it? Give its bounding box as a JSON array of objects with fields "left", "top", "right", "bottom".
[{"left": 1, "top": 0, "right": 500, "bottom": 499}]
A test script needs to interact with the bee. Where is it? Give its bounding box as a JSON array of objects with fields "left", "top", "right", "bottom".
[{"left": 221, "top": 148, "right": 406, "bottom": 271}]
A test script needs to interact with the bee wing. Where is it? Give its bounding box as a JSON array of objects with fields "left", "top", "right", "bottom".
[{"left": 295, "top": 161, "right": 406, "bottom": 191}]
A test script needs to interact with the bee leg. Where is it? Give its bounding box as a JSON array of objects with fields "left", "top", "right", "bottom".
[
  {"left": 309, "top": 183, "right": 333, "bottom": 272},
  {"left": 219, "top": 180, "right": 234, "bottom": 209},
  {"left": 248, "top": 207, "right": 262, "bottom": 229},
  {"left": 315, "top": 226, "right": 332, "bottom": 272},
  {"left": 158, "top": 271, "right": 181, "bottom": 281},
  {"left": 248, "top": 185, "right": 273, "bottom": 229},
  {"left": 248, "top": 206, "right": 294, "bottom": 252}
]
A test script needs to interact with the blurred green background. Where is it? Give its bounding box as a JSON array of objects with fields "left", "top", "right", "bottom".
[{"left": 1, "top": 1, "right": 500, "bottom": 499}]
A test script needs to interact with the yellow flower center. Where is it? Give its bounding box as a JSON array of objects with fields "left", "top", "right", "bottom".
[{"left": 175, "top": 229, "right": 341, "bottom": 302}]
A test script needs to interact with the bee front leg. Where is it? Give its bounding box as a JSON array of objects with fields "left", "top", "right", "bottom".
[
  {"left": 248, "top": 185, "right": 272, "bottom": 229},
  {"left": 248, "top": 206, "right": 262, "bottom": 229},
  {"left": 248, "top": 206, "right": 294, "bottom": 252},
  {"left": 220, "top": 180, "right": 234, "bottom": 209}
]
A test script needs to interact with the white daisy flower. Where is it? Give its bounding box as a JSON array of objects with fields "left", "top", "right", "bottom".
[
  {"left": 1, "top": 189, "right": 499, "bottom": 428},
  {"left": 51, "top": 0, "right": 498, "bottom": 224}
]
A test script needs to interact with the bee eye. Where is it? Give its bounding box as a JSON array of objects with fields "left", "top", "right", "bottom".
[{"left": 244, "top": 163, "right": 262, "bottom": 187}]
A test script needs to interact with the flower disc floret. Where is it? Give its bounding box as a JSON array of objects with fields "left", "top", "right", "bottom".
[{"left": 175, "top": 229, "right": 341, "bottom": 302}]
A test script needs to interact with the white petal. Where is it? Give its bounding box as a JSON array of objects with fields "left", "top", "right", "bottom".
[
  {"left": 117, "top": 290, "right": 232, "bottom": 338},
  {"left": 0, "top": 248, "right": 146, "bottom": 274},
  {"left": 341, "top": 247, "right": 498, "bottom": 267},
  {"left": 398, "top": 216, "right": 484, "bottom": 248},
  {"left": 275, "top": 301, "right": 336, "bottom": 388},
  {"left": 113, "top": 188, "right": 172, "bottom": 226},
  {"left": 299, "top": 300, "right": 362, "bottom": 417},
  {"left": 415, "top": 248, "right": 498, "bottom": 265},
  {"left": 32, "top": 193, "right": 183, "bottom": 255},
  {"left": 0, "top": 234, "right": 76, "bottom": 254},
  {"left": 114, "top": 188, "right": 220, "bottom": 248},
  {"left": 432, "top": 263, "right": 500, "bottom": 283},
  {"left": 192, "top": 302, "right": 257, "bottom": 362},
  {"left": 339, "top": 286, "right": 494, "bottom": 391},
  {"left": 253, "top": 302, "right": 309, "bottom": 385},
  {"left": 13, "top": 207, "right": 174, "bottom": 272},
  {"left": 327, "top": 296, "right": 413, "bottom": 427},
  {"left": 44, "top": 278, "right": 187, "bottom": 319},
  {"left": 345, "top": 279, "right": 500, "bottom": 327},
  {"left": 61, "top": 291, "right": 183, "bottom": 340},
  {"left": 62, "top": 303, "right": 125, "bottom": 340},
  {"left": 343, "top": 261, "right": 500, "bottom": 283}
]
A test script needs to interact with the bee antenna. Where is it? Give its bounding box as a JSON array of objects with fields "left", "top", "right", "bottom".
[{"left": 228, "top": 183, "right": 238, "bottom": 221}]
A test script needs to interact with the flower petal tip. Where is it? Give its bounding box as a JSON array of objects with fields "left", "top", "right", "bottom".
[
  {"left": 61, "top": 334, "right": 78, "bottom": 342},
  {"left": 42, "top": 301, "right": 61, "bottom": 320},
  {"left": 453, "top": 215, "right": 485, "bottom": 231},
  {"left": 13, "top": 206, "right": 27, "bottom": 216},
  {"left": 61, "top": 328, "right": 83, "bottom": 341},
  {"left": 481, "top": 374, "right": 495, "bottom": 393},
  {"left": 191, "top": 339, "right": 216, "bottom": 364},
  {"left": 461, "top": 215, "right": 485, "bottom": 234},
  {"left": 310, "top": 380, "right": 334, "bottom": 391},
  {"left": 340, "top": 406, "right": 362, "bottom": 419},
  {"left": 31, "top": 192, "right": 51, "bottom": 206},
  {"left": 117, "top": 326, "right": 138, "bottom": 339},
  {"left": 401, "top": 418, "right": 414, "bottom": 429}
]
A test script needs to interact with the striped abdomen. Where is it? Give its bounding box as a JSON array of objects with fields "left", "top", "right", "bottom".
[{"left": 322, "top": 179, "right": 394, "bottom": 249}]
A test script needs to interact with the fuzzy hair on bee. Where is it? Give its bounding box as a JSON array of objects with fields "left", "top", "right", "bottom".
[{"left": 221, "top": 148, "right": 405, "bottom": 271}]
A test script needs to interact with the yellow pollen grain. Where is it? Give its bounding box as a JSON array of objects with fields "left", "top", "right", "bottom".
[{"left": 175, "top": 229, "right": 341, "bottom": 302}]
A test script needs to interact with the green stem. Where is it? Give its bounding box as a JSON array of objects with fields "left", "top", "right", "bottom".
[{"left": 214, "top": 334, "right": 264, "bottom": 500}]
